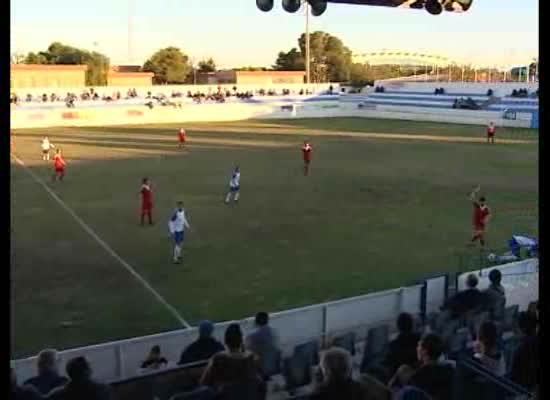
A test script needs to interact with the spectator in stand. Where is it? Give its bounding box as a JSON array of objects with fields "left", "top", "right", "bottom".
[
  {"left": 179, "top": 320, "right": 225, "bottom": 365},
  {"left": 441, "top": 273, "right": 485, "bottom": 318},
  {"left": 483, "top": 269, "right": 505, "bottom": 320},
  {"left": 310, "top": 348, "right": 365, "bottom": 400},
  {"left": 24, "top": 349, "right": 68, "bottom": 395},
  {"left": 389, "top": 334, "right": 454, "bottom": 400},
  {"left": 140, "top": 345, "right": 168, "bottom": 371},
  {"left": 11, "top": 368, "right": 42, "bottom": 400},
  {"left": 47, "top": 356, "right": 112, "bottom": 400},
  {"left": 509, "top": 311, "right": 539, "bottom": 390},
  {"left": 245, "top": 312, "right": 280, "bottom": 377},
  {"left": 472, "top": 321, "right": 505, "bottom": 376},
  {"left": 200, "top": 323, "right": 265, "bottom": 399},
  {"left": 384, "top": 313, "right": 421, "bottom": 379}
]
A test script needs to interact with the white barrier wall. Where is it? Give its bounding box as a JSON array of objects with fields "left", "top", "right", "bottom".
[
  {"left": 10, "top": 101, "right": 533, "bottom": 130},
  {"left": 425, "top": 275, "right": 448, "bottom": 314},
  {"left": 12, "top": 285, "right": 423, "bottom": 383}
]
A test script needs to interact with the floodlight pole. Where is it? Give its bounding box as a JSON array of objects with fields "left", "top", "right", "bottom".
[
  {"left": 128, "top": 0, "right": 134, "bottom": 64},
  {"left": 305, "top": 1, "right": 311, "bottom": 84}
]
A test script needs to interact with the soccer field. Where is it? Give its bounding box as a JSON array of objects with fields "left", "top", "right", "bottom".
[{"left": 10, "top": 117, "right": 538, "bottom": 358}]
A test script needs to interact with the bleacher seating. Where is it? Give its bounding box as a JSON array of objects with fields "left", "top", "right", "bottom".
[
  {"left": 104, "top": 304, "right": 537, "bottom": 400},
  {"left": 13, "top": 258, "right": 538, "bottom": 400}
]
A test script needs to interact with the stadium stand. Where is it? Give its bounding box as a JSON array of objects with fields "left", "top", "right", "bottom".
[{"left": 12, "top": 258, "right": 538, "bottom": 400}]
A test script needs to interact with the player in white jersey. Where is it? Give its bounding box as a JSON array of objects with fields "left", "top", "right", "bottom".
[
  {"left": 168, "top": 201, "right": 191, "bottom": 264},
  {"left": 41, "top": 136, "right": 55, "bottom": 161},
  {"left": 224, "top": 166, "right": 240, "bottom": 204}
]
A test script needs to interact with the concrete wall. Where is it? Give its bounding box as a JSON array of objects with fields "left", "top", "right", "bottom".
[
  {"left": 11, "top": 65, "right": 87, "bottom": 89},
  {"left": 107, "top": 74, "right": 153, "bottom": 87},
  {"left": 10, "top": 100, "right": 533, "bottom": 130}
]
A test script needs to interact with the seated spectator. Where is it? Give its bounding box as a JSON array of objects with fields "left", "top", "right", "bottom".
[
  {"left": 472, "top": 321, "right": 505, "bottom": 376},
  {"left": 47, "top": 356, "right": 112, "bottom": 400},
  {"left": 389, "top": 334, "right": 454, "bottom": 400},
  {"left": 483, "top": 269, "right": 505, "bottom": 320},
  {"left": 200, "top": 323, "right": 265, "bottom": 399},
  {"left": 441, "top": 273, "right": 485, "bottom": 318},
  {"left": 26, "top": 94, "right": 33, "bottom": 102},
  {"left": 140, "top": 345, "right": 168, "bottom": 371},
  {"left": 11, "top": 368, "right": 42, "bottom": 400},
  {"left": 509, "top": 311, "right": 539, "bottom": 389},
  {"left": 384, "top": 313, "right": 421, "bottom": 379},
  {"left": 42, "top": 94, "right": 48, "bottom": 102},
  {"left": 310, "top": 348, "right": 365, "bottom": 400},
  {"left": 23, "top": 349, "right": 68, "bottom": 395},
  {"left": 245, "top": 312, "right": 280, "bottom": 377},
  {"left": 179, "top": 320, "right": 225, "bottom": 365}
]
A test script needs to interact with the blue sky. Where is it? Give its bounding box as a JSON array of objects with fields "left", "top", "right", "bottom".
[{"left": 11, "top": 0, "right": 538, "bottom": 68}]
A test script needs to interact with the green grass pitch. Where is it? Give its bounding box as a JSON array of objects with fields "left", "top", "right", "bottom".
[{"left": 10, "top": 117, "right": 538, "bottom": 357}]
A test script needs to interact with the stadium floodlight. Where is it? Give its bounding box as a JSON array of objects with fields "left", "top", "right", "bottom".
[
  {"left": 256, "top": 0, "right": 274, "bottom": 12},
  {"left": 308, "top": 0, "right": 327, "bottom": 16},
  {"left": 425, "top": 0, "right": 443, "bottom": 15},
  {"left": 282, "top": 0, "right": 302, "bottom": 13}
]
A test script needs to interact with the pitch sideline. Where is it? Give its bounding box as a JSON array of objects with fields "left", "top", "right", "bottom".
[{"left": 11, "top": 154, "right": 192, "bottom": 329}]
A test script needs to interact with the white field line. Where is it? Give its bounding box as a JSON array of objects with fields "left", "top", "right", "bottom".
[{"left": 12, "top": 154, "right": 191, "bottom": 329}]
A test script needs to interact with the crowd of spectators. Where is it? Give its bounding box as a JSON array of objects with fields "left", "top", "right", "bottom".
[
  {"left": 12, "top": 273, "right": 539, "bottom": 400},
  {"left": 11, "top": 86, "right": 325, "bottom": 110},
  {"left": 510, "top": 88, "right": 531, "bottom": 98}
]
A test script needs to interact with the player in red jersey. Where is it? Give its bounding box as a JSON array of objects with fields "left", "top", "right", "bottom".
[
  {"left": 52, "top": 149, "right": 66, "bottom": 182},
  {"left": 178, "top": 128, "right": 187, "bottom": 149},
  {"left": 487, "top": 122, "right": 496, "bottom": 144},
  {"left": 302, "top": 141, "right": 312, "bottom": 176},
  {"left": 469, "top": 186, "right": 491, "bottom": 247},
  {"left": 140, "top": 178, "right": 154, "bottom": 226}
]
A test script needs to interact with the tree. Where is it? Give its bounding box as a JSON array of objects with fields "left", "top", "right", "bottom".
[
  {"left": 198, "top": 58, "right": 216, "bottom": 73},
  {"left": 234, "top": 66, "right": 269, "bottom": 71},
  {"left": 349, "top": 62, "right": 371, "bottom": 84},
  {"left": 23, "top": 52, "right": 49, "bottom": 64},
  {"left": 143, "top": 47, "right": 192, "bottom": 84},
  {"left": 21, "top": 42, "right": 110, "bottom": 85},
  {"left": 273, "top": 48, "right": 304, "bottom": 71},
  {"left": 274, "top": 31, "right": 352, "bottom": 82}
]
